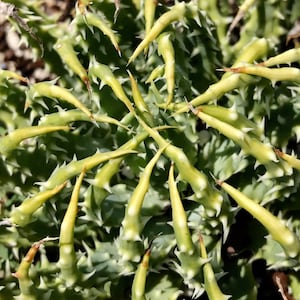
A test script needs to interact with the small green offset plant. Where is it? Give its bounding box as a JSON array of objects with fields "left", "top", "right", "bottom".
[{"left": 0, "top": 0, "right": 300, "bottom": 299}]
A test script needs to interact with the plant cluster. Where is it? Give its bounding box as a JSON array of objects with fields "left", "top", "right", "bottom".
[{"left": 0, "top": 0, "right": 300, "bottom": 299}]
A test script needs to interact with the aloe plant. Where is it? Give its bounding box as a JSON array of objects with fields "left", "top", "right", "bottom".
[{"left": 0, "top": 1, "right": 300, "bottom": 299}]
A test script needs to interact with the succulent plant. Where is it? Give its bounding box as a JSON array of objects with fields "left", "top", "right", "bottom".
[{"left": 0, "top": 0, "right": 300, "bottom": 299}]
